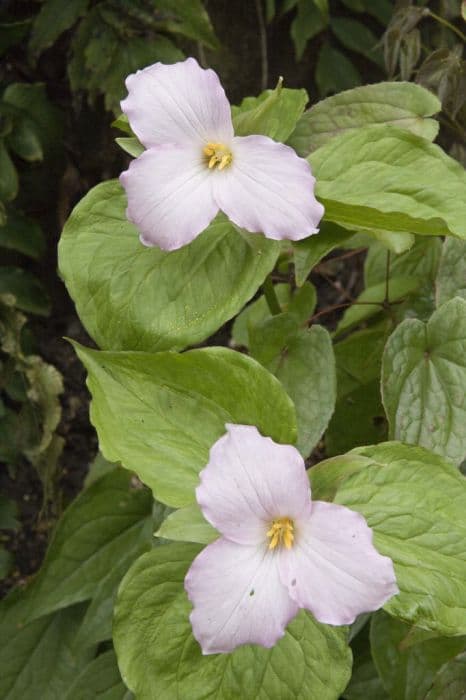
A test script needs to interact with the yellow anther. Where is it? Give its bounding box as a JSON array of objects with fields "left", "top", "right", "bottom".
[
  {"left": 203, "top": 142, "right": 232, "bottom": 170},
  {"left": 267, "top": 517, "right": 294, "bottom": 550}
]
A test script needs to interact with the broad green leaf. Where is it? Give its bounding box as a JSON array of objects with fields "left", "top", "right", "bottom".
[
  {"left": 334, "top": 322, "right": 391, "bottom": 398},
  {"left": 310, "top": 126, "right": 466, "bottom": 240},
  {"left": 290, "top": 0, "right": 328, "bottom": 60},
  {"left": 365, "top": 237, "right": 441, "bottom": 288},
  {"left": 25, "top": 469, "right": 152, "bottom": 622},
  {"left": 113, "top": 544, "right": 352, "bottom": 700},
  {"left": 0, "top": 209, "right": 45, "bottom": 259},
  {"left": 58, "top": 180, "right": 280, "bottom": 352},
  {"left": 250, "top": 318, "right": 336, "bottom": 456},
  {"left": 29, "top": 0, "right": 89, "bottom": 58},
  {"left": 425, "top": 651, "right": 466, "bottom": 699},
  {"left": 65, "top": 649, "right": 131, "bottom": 700},
  {"left": 75, "top": 344, "right": 297, "bottom": 507},
  {"left": 0, "top": 140, "right": 18, "bottom": 202},
  {"left": 157, "top": 504, "right": 217, "bottom": 545},
  {"left": 293, "top": 222, "right": 355, "bottom": 286},
  {"left": 370, "top": 611, "right": 466, "bottom": 700},
  {"left": 0, "top": 267, "right": 50, "bottom": 316},
  {"left": 232, "top": 82, "right": 308, "bottom": 142},
  {"left": 288, "top": 82, "right": 440, "bottom": 156},
  {"left": 231, "top": 282, "right": 316, "bottom": 347},
  {"left": 382, "top": 297, "right": 466, "bottom": 465},
  {"left": 334, "top": 276, "right": 419, "bottom": 338},
  {"left": 316, "top": 43, "right": 361, "bottom": 97},
  {"left": 114, "top": 136, "right": 143, "bottom": 158},
  {"left": 311, "top": 442, "right": 466, "bottom": 635},
  {"left": 436, "top": 238, "right": 466, "bottom": 308},
  {"left": 0, "top": 599, "right": 94, "bottom": 700},
  {"left": 331, "top": 18, "right": 383, "bottom": 67}
]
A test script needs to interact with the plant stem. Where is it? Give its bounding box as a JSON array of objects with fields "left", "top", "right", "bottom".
[
  {"left": 426, "top": 9, "right": 466, "bottom": 43},
  {"left": 263, "top": 275, "right": 281, "bottom": 315}
]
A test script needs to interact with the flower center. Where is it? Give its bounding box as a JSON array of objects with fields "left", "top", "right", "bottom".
[
  {"left": 203, "top": 142, "right": 232, "bottom": 171},
  {"left": 267, "top": 517, "right": 294, "bottom": 550}
]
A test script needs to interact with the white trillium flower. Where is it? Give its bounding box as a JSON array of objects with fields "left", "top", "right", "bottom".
[
  {"left": 185, "top": 424, "right": 398, "bottom": 655},
  {"left": 120, "top": 58, "right": 324, "bottom": 251}
]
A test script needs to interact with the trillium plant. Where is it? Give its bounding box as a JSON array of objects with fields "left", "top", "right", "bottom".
[{"left": 40, "top": 51, "right": 466, "bottom": 699}]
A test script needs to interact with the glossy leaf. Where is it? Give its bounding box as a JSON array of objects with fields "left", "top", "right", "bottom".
[
  {"left": 113, "top": 544, "right": 352, "bottom": 700},
  {"left": 75, "top": 344, "right": 297, "bottom": 507},
  {"left": 58, "top": 180, "right": 280, "bottom": 352},
  {"left": 288, "top": 82, "right": 440, "bottom": 156},
  {"left": 382, "top": 297, "right": 466, "bottom": 465}
]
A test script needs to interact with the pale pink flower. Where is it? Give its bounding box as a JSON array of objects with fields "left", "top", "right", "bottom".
[
  {"left": 120, "top": 58, "right": 324, "bottom": 251},
  {"left": 185, "top": 424, "right": 398, "bottom": 655}
]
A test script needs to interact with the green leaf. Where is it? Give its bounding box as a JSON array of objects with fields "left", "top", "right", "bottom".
[
  {"left": 343, "top": 627, "right": 388, "bottom": 699},
  {"left": 154, "top": 0, "right": 219, "bottom": 50},
  {"left": 232, "top": 82, "right": 308, "bottom": 143},
  {"left": 309, "top": 126, "right": 466, "bottom": 240},
  {"left": 370, "top": 611, "right": 466, "bottom": 700},
  {"left": 114, "top": 136, "right": 143, "bottom": 158},
  {"left": 290, "top": 0, "right": 328, "bottom": 60},
  {"left": 293, "top": 222, "right": 355, "bottom": 286},
  {"left": 25, "top": 469, "right": 152, "bottom": 622},
  {"left": 0, "top": 495, "right": 18, "bottom": 529},
  {"left": 58, "top": 180, "right": 280, "bottom": 352},
  {"left": 75, "top": 344, "right": 297, "bottom": 507},
  {"left": 250, "top": 318, "right": 336, "bottom": 456},
  {"left": 331, "top": 18, "right": 383, "bottom": 68},
  {"left": 0, "top": 600, "right": 94, "bottom": 700},
  {"left": 288, "top": 82, "right": 440, "bottom": 156},
  {"left": 0, "top": 267, "right": 50, "bottom": 316},
  {"left": 7, "top": 118, "right": 43, "bottom": 162},
  {"left": 311, "top": 442, "right": 466, "bottom": 635},
  {"left": 113, "top": 544, "right": 352, "bottom": 699},
  {"left": 365, "top": 237, "right": 441, "bottom": 288},
  {"left": 0, "top": 209, "right": 45, "bottom": 259},
  {"left": 231, "top": 282, "right": 315, "bottom": 347},
  {"left": 29, "top": 0, "right": 90, "bottom": 58},
  {"left": 334, "top": 276, "right": 419, "bottom": 338},
  {"left": 157, "top": 504, "right": 217, "bottom": 545},
  {"left": 382, "top": 297, "right": 466, "bottom": 465},
  {"left": 65, "top": 649, "right": 130, "bottom": 700},
  {"left": 425, "top": 651, "right": 466, "bottom": 699},
  {"left": 0, "top": 19, "right": 32, "bottom": 57},
  {"left": 316, "top": 43, "right": 362, "bottom": 98},
  {"left": 0, "top": 140, "right": 18, "bottom": 202},
  {"left": 435, "top": 238, "right": 466, "bottom": 308}
]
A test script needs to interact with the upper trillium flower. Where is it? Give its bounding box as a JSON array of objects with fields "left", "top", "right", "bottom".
[
  {"left": 120, "top": 58, "right": 324, "bottom": 251},
  {"left": 185, "top": 424, "right": 398, "bottom": 655}
]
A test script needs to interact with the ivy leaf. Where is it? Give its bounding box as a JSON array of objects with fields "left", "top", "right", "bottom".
[
  {"left": 382, "top": 297, "right": 466, "bottom": 465},
  {"left": 113, "top": 544, "right": 352, "bottom": 699},
  {"left": 74, "top": 344, "right": 297, "bottom": 507},
  {"left": 288, "top": 82, "right": 440, "bottom": 155},
  {"left": 58, "top": 180, "right": 280, "bottom": 352}
]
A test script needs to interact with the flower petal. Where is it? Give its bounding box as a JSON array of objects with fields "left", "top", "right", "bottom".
[
  {"left": 197, "top": 424, "right": 312, "bottom": 546},
  {"left": 120, "top": 143, "right": 218, "bottom": 251},
  {"left": 213, "top": 135, "right": 324, "bottom": 241},
  {"left": 185, "top": 538, "right": 298, "bottom": 654},
  {"left": 121, "top": 58, "right": 233, "bottom": 148},
  {"left": 279, "top": 501, "right": 398, "bottom": 625}
]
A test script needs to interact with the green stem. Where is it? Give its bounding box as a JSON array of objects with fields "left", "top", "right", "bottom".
[
  {"left": 263, "top": 275, "right": 281, "bottom": 315},
  {"left": 426, "top": 9, "right": 466, "bottom": 43}
]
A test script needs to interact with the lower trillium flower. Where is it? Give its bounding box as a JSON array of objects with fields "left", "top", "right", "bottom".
[
  {"left": 119, "top": 57, "right": 324, "bottom": 251},
  {"left": 184, "top": 424, "right": 398, "bottom": 655}
]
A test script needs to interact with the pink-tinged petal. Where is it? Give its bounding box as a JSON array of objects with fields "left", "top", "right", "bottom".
[
  {"left": 120, "top": 143, "right": 218, "bottom": 251},
  {"left": 185, "top": 538, "right": 298, "bottom": 654},
  {"left": 213, "top": 135, "right": 324, "bottom": 241},
  {"left": 197, "top": 424, "right": 312, "bottom": 546},
  {"left": 121, "top": 58, "right": 233, "bottom": 148},
  {"left": 279, "top": 501, "right": 398, "bottom": 625}
]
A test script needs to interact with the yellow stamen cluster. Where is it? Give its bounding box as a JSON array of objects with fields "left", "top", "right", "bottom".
[
  {"left": 203, "top": 142, "right": 232, "bottom": 170},
  {"left": 267, "top": 517, "right": 294, "bottom": 550}
]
